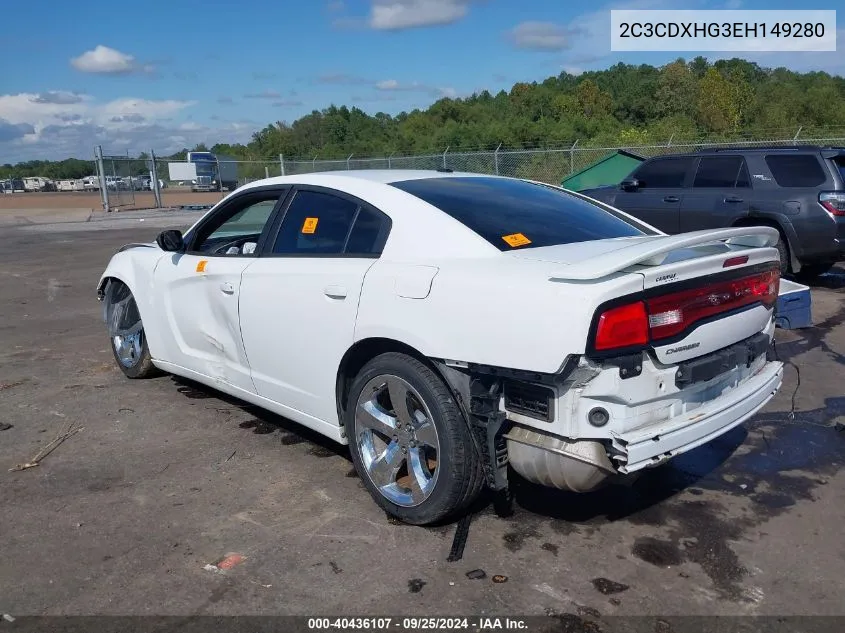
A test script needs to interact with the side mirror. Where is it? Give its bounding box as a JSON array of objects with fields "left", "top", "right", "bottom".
[
  {"left": 156, "top": 229, "right": 185, "bottom": 252},
  {"left": 620, "top": 178, "right": 640, "bottom": 192}
]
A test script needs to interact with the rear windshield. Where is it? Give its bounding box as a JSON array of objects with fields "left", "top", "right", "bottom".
[{"left": 390, "top": 177, "right": 652, "bottom": 251}]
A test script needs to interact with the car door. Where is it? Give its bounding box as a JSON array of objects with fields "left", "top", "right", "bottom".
[
  {"left": 238, "top": 186, "right": 391, "bottom": 429},
  {"left": 680, "top": 155, "right": 752, "bottom": 232},
  {"left": 612, "top": 156, "right": 693, "bottom": 233},
  {"left": 151, "top": 187, "right": 289, "bottom": 394}
]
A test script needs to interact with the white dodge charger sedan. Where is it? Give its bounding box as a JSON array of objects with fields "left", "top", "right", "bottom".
[{"left": 98, "top": 170, "right": 784, "bottom": 524}]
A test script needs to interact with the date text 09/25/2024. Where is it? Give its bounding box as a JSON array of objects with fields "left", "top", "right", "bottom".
[{"left": 307, "top": 617, "right": 529, "bottom": 630}]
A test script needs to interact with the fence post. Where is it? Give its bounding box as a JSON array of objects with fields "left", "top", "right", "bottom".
[
  {"left": 313, "top": 154, "right": 318, "bottom": 171},
  {"left": 388, "top": 152, "right": 395, "bottom": 169},
  {"left": 442, "top": 146, "right": 450, "bottom": 169},
  {"left": 280, "top": 154, "right": 285, "bottom": 176},
  {"left": 150, "top": 149, "right": 162, "bottom": 209},
  {"left": 95, "top": 145, "right": 110, "bottom": 213},
  {"left": 347, "top": 153, "right": 354, "bottom": 170},
  {"left": 667, "top": 134, "right": 674, "bottom": 147},
  {"left": 569, "top": 139, "right": 579, "bottom": 176},
  {"left": 265, "top": 166, "right": 269, "bottom": 178},
  {"left": 215, "top": 157, "right": 223, "bottom": 199},
  {"left": 494, "top": 143, "right": 502, "bottom": 175},
  {"left": 794, "top": 126, "right": 802, "bottom": 143}
]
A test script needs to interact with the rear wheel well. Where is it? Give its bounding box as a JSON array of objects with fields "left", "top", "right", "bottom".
[
  {"left": 731, "top": 217, "right": 794, "bottom": 272},
  {"left": 336, "top": 338, "right": 436, "bottom": 424}
]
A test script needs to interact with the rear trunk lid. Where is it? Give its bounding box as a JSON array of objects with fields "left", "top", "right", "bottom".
[{"left": 508, "top": 227, "right": 781, "bottom": 363}]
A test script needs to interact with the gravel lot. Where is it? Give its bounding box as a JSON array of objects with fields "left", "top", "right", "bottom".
[{"left": 1, "top": 210, "right": 844, "bottom": 622}]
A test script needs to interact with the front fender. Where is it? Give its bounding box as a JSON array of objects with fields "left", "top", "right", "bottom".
[{"left": 97, "top": 245, "right": 167, "bottom": 358}]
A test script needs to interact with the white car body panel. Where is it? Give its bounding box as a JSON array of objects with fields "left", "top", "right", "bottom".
[
  {"left": 97, "top": 170, "right": 785, "bottom": 486},
  {"left": 152, "top": 253, "right": 255, "bottom": 392},
  {"left": 239, "top": 256, "right": 377, "bottom": 426},
  {"left": 355, "top": 256, "right": 644, "bottom": 373}
]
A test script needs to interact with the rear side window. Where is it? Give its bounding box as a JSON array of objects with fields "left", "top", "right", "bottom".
[
  {"left": 693, "top": 156, "right": 751, "bottom": 188},
  {"left": 272, "top": 189, "right": 389, "bottom": 256},
  {"left": 764, "top": 154, "right": 827, "bottom": 187},
  {"left": 633, "top": 157, "right": 692, "bottom": 188},
  {"left": 389, "top": 177, "right": 651, "bottom": 252}
]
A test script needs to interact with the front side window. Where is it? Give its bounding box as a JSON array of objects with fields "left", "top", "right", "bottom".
[
  {"left": 191, "top": 193, "right": 283, "bottom": 255},
  {"left": 633, "top": 157, "right": 692, "bottom": 189},
  {"left": 390, "top": 177, "right": 652, "bottom": 252}
]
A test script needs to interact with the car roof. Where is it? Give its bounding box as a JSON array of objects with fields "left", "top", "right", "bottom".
[
  {"left": 695, "top": 145, "right": 845, "bottom": 154},
  {"left": 237, "top": 169, "right": 501, "bottom": 191}
]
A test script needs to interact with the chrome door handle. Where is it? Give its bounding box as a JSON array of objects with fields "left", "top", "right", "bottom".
[
  {"left": 220, "top": 282, "right": 235, "bottom": 295},
  {"left": 663, "top": 195, "right": 680, "bottom": 203},
  {"left": 725, "top": 196, "right": 744, "bottom": 203},
  {"left": 324, "top": 285, "right": 347, "bottom": 299}
]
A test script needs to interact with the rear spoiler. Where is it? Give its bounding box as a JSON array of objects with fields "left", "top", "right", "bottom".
[{"left": 549, "top": 227, "right": 780, "bottom": 281}]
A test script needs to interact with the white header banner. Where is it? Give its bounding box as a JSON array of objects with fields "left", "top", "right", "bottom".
[{"left": 610, "top": 10, "right": 837, "bottom": 52}]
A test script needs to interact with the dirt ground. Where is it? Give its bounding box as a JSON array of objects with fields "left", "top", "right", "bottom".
[
  {"left": 1, "top": 210, "right": 844, "bottom": 624},
  {"left": 0, "top": 190, "right": 224, "bottom": 211}
]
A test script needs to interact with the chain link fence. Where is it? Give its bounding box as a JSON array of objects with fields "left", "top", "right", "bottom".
[{"left": 93, "top": 130, "right": 845, "bottom": 210}]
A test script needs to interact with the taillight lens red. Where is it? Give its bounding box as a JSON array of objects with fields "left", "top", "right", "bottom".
[
  {"left": 593, "top": 268, "right": 780, "bottom": 351},
  {"left": 820, "top": 191, "right": 845, "bottom": 217},
  {"left": 594, "top": 301, "right": 648, "bottom": 350}
]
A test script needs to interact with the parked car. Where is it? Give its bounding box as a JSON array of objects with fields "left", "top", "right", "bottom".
[
  {"left": 579, "top": 146, "right": 845, "bottom": 280},
  {"left": 97, "top": 170, "right": 784, "bottom": 524},
  {"left": 1, "top": 178, "right": 26, "bottom": 193}
]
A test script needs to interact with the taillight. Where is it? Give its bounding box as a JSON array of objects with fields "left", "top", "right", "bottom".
[
  {"left": 819, "top": 191, "right": 845, "bottom": 217},
  {"left": 594, "top": 301, "right": 648, "bottom": 351},
  {"left": 592, "top": 268, "right": 780, "bottom": 351}
]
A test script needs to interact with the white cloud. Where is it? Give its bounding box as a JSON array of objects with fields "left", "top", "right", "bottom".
[
  {"left": 368, "top": 0, "right": 478, "bottom": 30},
  {"left": 375, "top": 79, "right": 400, "bottom": 90},
  {"left": 374, "top": 79, "right": 455, "bottom": 97},
  {"left": 0, "top": 119, "right": 35, "bottom": 142},
  {"left": 244, "top": 90, "right": 283, "bottom": 99},
  {"left": 316, "top": 73, "right": 369, "bottom": 85},
  {"left": 272, "top": 99, "right": 304, "bottom": 107},
  {"left": 0, "top": 92, "right": 202, "bottom": 161},
  {"left": 70, "top": 45, "right": 151, "bottom": 74},
  {"left": 30, "top": 91, "right": 85, "bottom": 105},
  {"left": 508, "top": 22, "right": 575, "bottom": 51}
]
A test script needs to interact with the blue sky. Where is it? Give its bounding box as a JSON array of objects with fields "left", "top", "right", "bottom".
[{"left": 0, "top": 0, "right": 841, "bottom": 162}]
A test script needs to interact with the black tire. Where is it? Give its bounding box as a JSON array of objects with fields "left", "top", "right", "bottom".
[
  {"left": 774, "top": 233, "right": 791, "bottom": 276},
  {"left": 346, "top": 352, "right": 484, "bottom": 525},
  {"left": 106, "top": 282, "right": 160, "bottom": 379},
  {"left": 794, "top": 262, "right": 834, "bottom": 282}
]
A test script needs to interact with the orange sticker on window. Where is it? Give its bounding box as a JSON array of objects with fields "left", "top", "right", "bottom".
[
  {"left": 301, "top": 217, "right": 319, "bottom": 234},
  {"left": 196, "top": 259, "right": 208, "bottom": 273},
  {"left": 502, "top": 233, "right": 531, "bottom": 247}
]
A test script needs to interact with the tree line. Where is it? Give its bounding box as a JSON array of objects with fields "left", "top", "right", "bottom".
[{"left": 3, "top": 56, "right": 844, "bottom": 180}]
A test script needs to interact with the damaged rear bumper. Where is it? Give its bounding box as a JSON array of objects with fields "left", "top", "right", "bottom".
[{"left": 612, "top": 359, "right": 783, "bottom": 474}]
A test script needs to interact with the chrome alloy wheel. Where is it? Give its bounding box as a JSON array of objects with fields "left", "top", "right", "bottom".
[
  {"left": 112, "top": 330, "right": 142, "bottom": 368},
  {"left": 355, "top": 375, "right": 441, "bottom": 507}
]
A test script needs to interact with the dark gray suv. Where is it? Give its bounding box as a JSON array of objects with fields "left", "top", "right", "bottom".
[{"left": 580, "top": 146, "right": 845, "bottom": 280}]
